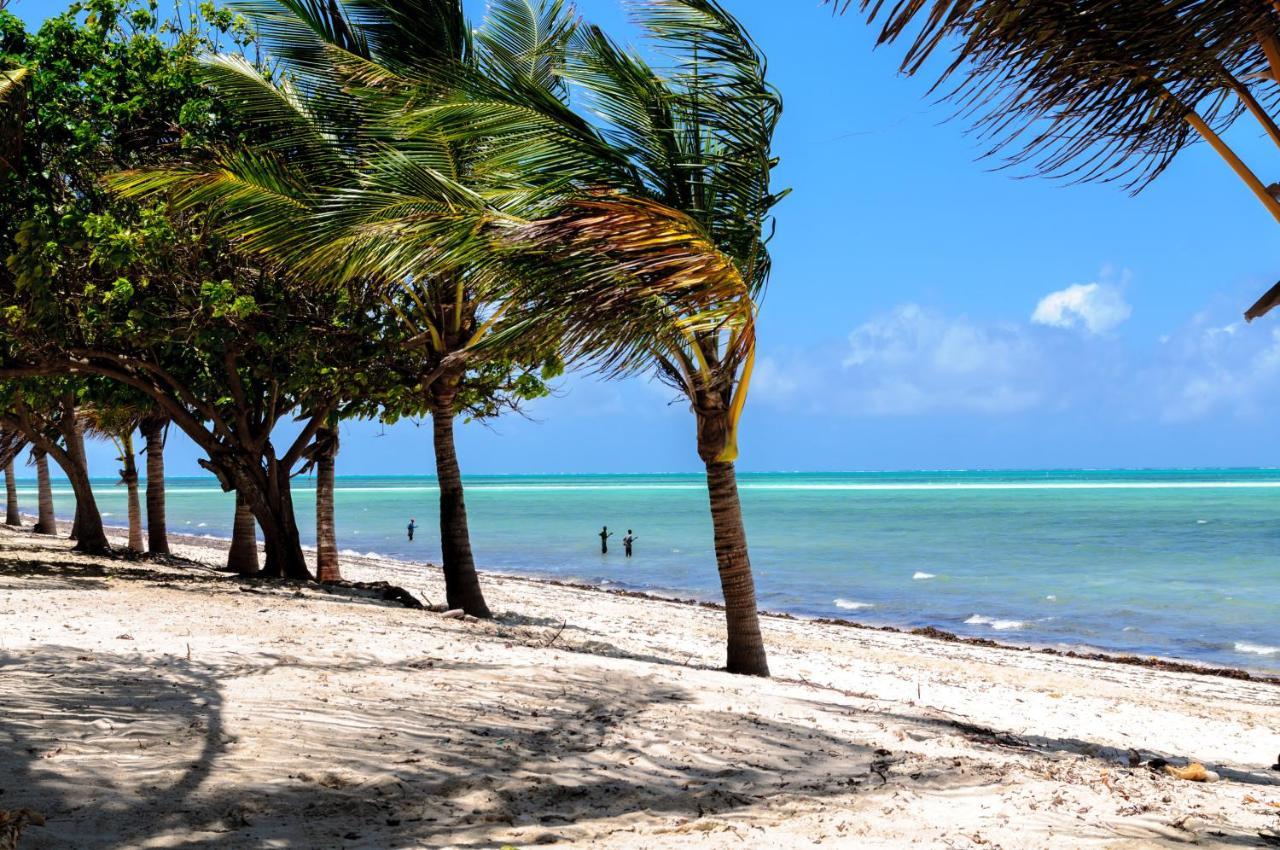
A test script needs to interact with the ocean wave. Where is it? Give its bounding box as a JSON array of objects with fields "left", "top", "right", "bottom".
[
  {"left": 833, "top": 598, "right": 874, "bottom": 610},
  {"left": 1235, "top": 641, "right": 1279, "bottom": 656},
  {"left": 965, "top": 614, "right": 1025, "bottom": 631},
  {"left": 912, "top": 571, "right": 936, "bottom": 580},
  {"left": 339, "top": 548, "right": 387, "bottom": 561}
]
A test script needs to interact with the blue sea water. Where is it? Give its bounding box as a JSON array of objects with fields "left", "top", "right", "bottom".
[{"left": 16, "top": 469, "right": 1280, "bottom": 673}]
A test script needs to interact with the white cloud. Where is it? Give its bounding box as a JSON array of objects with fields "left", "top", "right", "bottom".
[{"left": 1031, "top": 282, "right": 1132, "bottom": 334}]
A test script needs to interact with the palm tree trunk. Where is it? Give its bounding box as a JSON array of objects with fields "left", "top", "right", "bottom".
[
  {"left": 119, "top": 435, "right": 144, "bottom": 552},
  {"left": 314, "top": 427, "right": 341, "bottom": 583},
  {"left": 4, "top": 460, "right": 19, "bottom": 526},
  {"left": 141, "top": 417, "right": 169, "bottom": 555},
  {"left": 227, "top": 491, "right": 259, "bottom": 575},
  {"left": 703, "top": 459, "right": 769, "bottom": 677},
  {"left": 431, "top": 389, "right": 490, "bottom": 617},
  {"left": 33, "top": 450, "right": 54, "bottom": 534}
]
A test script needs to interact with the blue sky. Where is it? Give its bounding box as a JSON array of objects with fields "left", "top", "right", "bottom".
[{"left": 13, "top": 0, "right": 1280, "bottom": 474}]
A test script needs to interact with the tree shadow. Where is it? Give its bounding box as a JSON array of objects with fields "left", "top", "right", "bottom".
[
  {"left": 0, "top": 645, "right": 995, "bottom": 849},
  {"left": 0, "top": 645, "right": 228, "bottom": 849}
]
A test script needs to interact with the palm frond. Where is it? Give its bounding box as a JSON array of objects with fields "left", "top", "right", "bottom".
[
  {"left": 476, "top": 0, "right": 577, "bottom": 96},
  {"left": 497, "top": 194, "right": 753, "bottom": 381},
  {"left": 837, "top": 0, "right": 1278, "bottom": 192}
]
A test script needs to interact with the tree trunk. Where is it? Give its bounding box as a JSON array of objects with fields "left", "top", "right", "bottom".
[
  {"left": 33, "top": 450, "right": 55, "bottom": 534},
  {"left": 694, "top": 394, "right": 769, "bottom": 678},
  {"left": 4, "top": 460, "right": 19, "bottom": 526},
  {"left": 241, "top": 456, "right": 311, "bottom": 581},
  {"left": 141, "top": 417, "right": 169, "bottom": 555},
  {"left": 314, "top": 427, "right": 341, "bottom": 583},
  {"left": 119, "top": 435, "right": 144, "bottom": 552},
  {"left": 431, "top": 388, "right": 490, "bottom": 617},
  {"left": 227, "top": 491, "right": 259, "bottom": 575},
  {"left": 59, "top": 409, "right": 109, "bottom": 554},
  {"left": 703, "top": 459, "right": 769, "bottom": 677}
]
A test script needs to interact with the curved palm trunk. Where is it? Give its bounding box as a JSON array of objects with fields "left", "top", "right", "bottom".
[
  {"left": 227, "top": 491, "right": 260, "bottom": 575},
  {"left": 703, "top": 460, "right": 769, "bottom": 676},
  {"left": 314, "top": 427, "right": 341, "bottom": 583},
  {"left": 119, "top": 435, "right": 144, "bottom": 552},
  {"left": 141, "top": 417, "right": 169, "bottom": 555},
  {"left": 5, "top": 460, "right": 19, "bottom": 526},
  {"left": 33, "top": 450, "right": 54, "bottom": 534},
  {"left": 431, "top": 389, "right": 490, "bottom": 617}
]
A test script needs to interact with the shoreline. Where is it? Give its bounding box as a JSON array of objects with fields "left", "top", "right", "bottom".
[{"left": 27, "top": 513, "right": 1280, "bottom": 687}]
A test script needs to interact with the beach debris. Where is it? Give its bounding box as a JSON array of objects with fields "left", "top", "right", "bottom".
[
  {"left": 544, "top": 619, "right": 568, "bottom": 647},
  {"left": 441, "top": 609, "right": 466, "bottom": 620},
  {"left": 0, "top": 809, "right": 45, "bottom": 850},
  {"left": 1163, "top": 762, "right": 1216, "bottom": 782}
]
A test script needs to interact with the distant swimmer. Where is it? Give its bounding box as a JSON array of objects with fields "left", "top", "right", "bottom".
[
  {"left": 407, "top": 518, "right": 417, "bottom": 542},
  {"left": 599, "top": 525, "right": 612, "bottom": 554},
  {"left": 623, "top": 530, "right": 636, "bottom": 557}
]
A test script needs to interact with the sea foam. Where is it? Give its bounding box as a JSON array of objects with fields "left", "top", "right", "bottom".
[
  {"left": 833, "top": 599, "right": 874, "bottom": 610},
  {"left": 965, "top": 614, "right": 1025, "bottom": 631},
  {"left": 912, "top": 571, "right": 936, "bottom": 580},
  {"left": 1235, "top": 641, "right": 1279, "bottom": 656}
]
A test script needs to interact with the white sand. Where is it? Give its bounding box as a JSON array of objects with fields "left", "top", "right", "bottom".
[{"left": 1, "top": 524, "right": 1277, "bottom": 849}]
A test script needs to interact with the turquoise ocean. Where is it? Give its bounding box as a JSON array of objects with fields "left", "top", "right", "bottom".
[{"left": 16, "top": 469, "right": 1280, "bottom": 673}]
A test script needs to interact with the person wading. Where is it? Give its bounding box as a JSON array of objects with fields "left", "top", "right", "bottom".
[
  {"left": 623, "top": 530, "right": 636, "bottom": 557},
  {"left": 599, "top": 525, "right": 612, "bottom": 554},
  {"left": 407, "top": 518, "right": 417, "bottom": 542}
]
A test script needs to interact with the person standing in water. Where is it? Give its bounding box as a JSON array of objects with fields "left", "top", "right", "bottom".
[
  {"left": 407, "top": 518, "right": 417, "bottom": 542},
  {"left": 599, "top": 526, "right": 612, "bottom": 554},
  {"left": 623, "top": 530, "right": 636, "bottom": 557}
]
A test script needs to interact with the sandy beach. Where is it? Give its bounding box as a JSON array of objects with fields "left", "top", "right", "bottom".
[{"left": 1, "top": 523, "right": 1278, "bottom": 849}]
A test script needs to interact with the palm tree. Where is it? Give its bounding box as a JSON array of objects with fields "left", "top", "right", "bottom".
[
  {"left": 228, "top": 491, "right": 260, "bottom": 574},
  {"left": 3, "top": 460, "right": 17, "bottom": 526},
  {"left": 1, "top": 430, "right": 25, "bottom": 526},
  {"left": 306, "top": 425, "right": 341, "bottom": 582},
  {"left": 82, "top": 407, "right": 147, "bottom": 552},
  {"left": 139, "top": 415, "right": 170, "bottom": 554},
  {"left": 834, "top": 0, "right": 1280, "bottom": 319},
  {"left": 465, "top": 0, "right": 785, "bottom": 675},
  {"left": 31, "top": 448, "right": 54, "bottom": 534}
]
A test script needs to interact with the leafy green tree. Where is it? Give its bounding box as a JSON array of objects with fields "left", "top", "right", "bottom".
[{"left": 0, "top": 1, "right": 392, "bottom": 578}]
